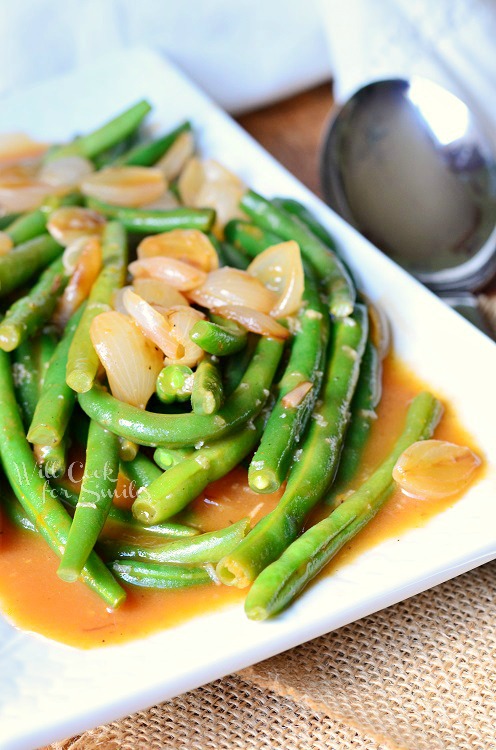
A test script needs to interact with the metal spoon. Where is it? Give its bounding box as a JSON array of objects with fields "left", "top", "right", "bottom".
[{"left": 320, "top": 77, "right": 496, "bottom": 336}]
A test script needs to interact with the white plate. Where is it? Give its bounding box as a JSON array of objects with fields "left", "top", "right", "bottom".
[{"left": 0, "top": 48, "right": 495, "bottom": 750}]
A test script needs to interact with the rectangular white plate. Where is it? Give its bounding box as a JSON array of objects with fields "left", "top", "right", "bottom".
[{"left": 0, "top": 48, "right": 495, "bottom": 750}]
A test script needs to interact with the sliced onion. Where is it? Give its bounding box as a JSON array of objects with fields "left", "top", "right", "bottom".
[
  {"left": 111, "top": 286, "right": 133, "bottom": 315},
  {"left": 129, "top": 257, "right": 207, "bottom": 291},
  {"left": 211, "top": 305, "right": 290, "bottom": 339},
  {"left": 163, "top": 306, "right": 205, "bottom": 367},
  {"left": 248, "top": 240, "right": 304, "bottom": 317},
  {"left": 62, "top": 236, "right": 97, "bottom": 274},
  {"left": 156, "top": 131, "right": 195, "bottom": 181},
  {"left": 47, "top": 206, "right": 106, "bottom": 246},
  {"left": 141, "top": 191, "right": 179, "bottom": 210},
  {"left": 137, "top": 229, "right": 219, "bottom": 271},
  {"left": 281, "top": 381, "right": 313, "bottom": 408},
  {"left": 0, "top": 231, "right": 13, "bottom": 255},
  {"left": 178, "top": 157, "right": 246, "bottom": 230},
  {"left": 90, "top": 311, "right": 163, "bottom": 409},
  {"left": 0, "top": 164, "right": 55, "bottom": 212},
  {"left": 132, "top": 277, "right": 188, "bottom": 308},
  {"left": 392, "top": 439, "right": 481, "bottom": 500},
  {"left": 54, "top": 238, "right": 102, "bottom": 327},
  {"left": 122, "top": 288, "right": 183, "bottom": 359},
  {"left": 39, "top": 155, "right": 94, "bottom": 188},
  {"left": 80, "top": 166, "right": 166, "bottom": 207},
  {"left": 188, "top": 267, "right": 277, "bottom": 313},
  {"left": 0, "top": 133, "right": 47, "bottom": 165}
]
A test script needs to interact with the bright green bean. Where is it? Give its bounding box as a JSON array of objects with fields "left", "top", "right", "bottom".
[
  {"left": 0, "top": 234, "right": 62, "bottom": 298},
  {"left": 156, "top": 364, "right": 193, "bottom": 403},
  {"left": 191, "top": 356, "right": 223, "bottom": 415},
  {"left": 86, "top": 198, "right": 215, "bottom": 234},
  {"left": 115, "top": 121, "right": 192, "bottom": 167},
  {"left": 153, "top": 446, "right": 193, "bottom": 470},
  {"left": 245, "top": 392, "right": 443, "bottom": 619},
  {"left": 189, "top": 319, "right": 247, "bottom": 356},
  {"left": 109, "top": 560, "right": 212, "bottom": 589}
]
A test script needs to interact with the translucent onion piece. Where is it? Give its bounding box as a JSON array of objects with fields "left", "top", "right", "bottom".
[
  {"left": 112, "top": 286, "right": 133, "bottom": 315},
  {"left": 48, "top": 206, "right": 106, "bottom": 246},
  {"left": 211, "top": 305, "right": 290, "bottom": 339},
  {"left": 163, "top": 306, "right": 205, "bottom": 367},
  {"left": 141, "top": 191, "right": 179, "bottom": 211},
  {"left": 137, "top": 229, "right": 219, "bottom": 272},
  {"left": 0, "top": 133, "right": 47, "bottom": 165},
  {"left": 0, "top": 231, "right": 14, "bottom": 255},
  {"left": 0, "top": 164, "right": 55, "bottom": 212},
  {"left": 392, "top": 439, "right": 481, "bottom": 500},
  {"left": 132, "top": 277, "right": 188, "bottom": 308},
  {"left": 39, "top": 155, "right": 94, "bottom": 188},
  {"left": 129, "top": 257, "right": 207, "bottom": 291},
  {"left": 90, "top": 311, "right": 163, "bottom": 409},
  {"left": 178, "top": 157, "right": 246, "bottom": 230},
  {"left": 81, "top": 166, "right": 166, "bottom": 207},
  {"left": 156, "top": 131, "right": 195, "bottom": 181},
  {"left": 248, "top": 240, "right": 304, "bottom": 317},
  {"left": 122, "top": 288, "right": 183, "bottom": 359},
  {"left": 188, "top": 267, "right": 277, "bottom": 313},
  {"left": 62, "top": 236, "right": 98, "bottom": 274},
  {"left": 54, "top": 238, "right": 102, "bottom": 327},
  {"left": 281, "top": 381, "right": 313, "bottom": 408}
]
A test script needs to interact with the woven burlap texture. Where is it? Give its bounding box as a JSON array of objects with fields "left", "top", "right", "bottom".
[{"left": 46, "top": 559, "right": 496, "bottom": 750}]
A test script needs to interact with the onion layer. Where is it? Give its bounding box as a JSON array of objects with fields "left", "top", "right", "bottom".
[
  {"left": 132, "top": 277, "right": 188, "bottom": 308},
  {"left": 81, "top": 166, "right": 166, "bottom": 207},
  {"left": 248, "top": 240, "right": 304, "bottom": 317},
  {"left": 48, "top": 206, "right": 106, "bottom": 247},
  {"left": 137, "top": 229, "right": 219, "bottom": 272},
  {"left": 55, "top": 238, "right": 102, "bottom": 327},
  {"left": 189, "top": 267, "right": 277, "bottom": 313},
  {"left": 90, "top": 311, "right": 163, "bottom": 409},
  {"left": 122, "top": 288, "right": 183, "bottom": 359},
  {"left": 211, "top": 305, "right": 289, "bottom": 339},
  {"left": 129, "top": 257, "right": 207, "bottom": 291}
]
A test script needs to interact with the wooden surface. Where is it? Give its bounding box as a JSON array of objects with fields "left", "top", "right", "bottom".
[{"left": 237, "top": 82, "right": 333, "bottom": 198}]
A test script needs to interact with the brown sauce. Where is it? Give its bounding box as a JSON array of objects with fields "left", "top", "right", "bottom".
[{"left": 0, "top": 355, "right": 483, "bottom": 648}]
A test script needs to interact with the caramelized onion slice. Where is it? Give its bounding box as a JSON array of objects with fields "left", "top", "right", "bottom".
[
  {"left": 248, "top": 240, "right": 304, "bottom": 317},
  {"left": 178, "top": 157, "right": 245, "bottom": 230},
  {"left": 188, "top": 267, "right": 277, "bottom": 313},
  {"left": 211, "top": 305, "right": 290, "bottom": 340},
  {"left": 156, "top": 131, "right": 195, "bottom": 181},
  {"left": 39, "top": 156, "right": 94, "bottom": 188},
  {"left": 129, "top": 257, "right": 207, "bottom": 292},
  {"left": 163, "top": 306, "right": 205, "bottom": 368},
  {"left": 55, "top": 237, "right": 102, "bottom": 327},
  {"left": 90, "top": 311, "right": 163, "bottom": 409},
  {"left": 0, "top": 133, "right": 48, "bottom": 165},
  {"left": 81, "top": 166, "right": 166, "bottom": 207},
  {"left": 393, "top": 439, "right": 481, "bottom": 500},
  {"left": 122, "top": 288, "right": 183, "bottom": 359},
  {"left": 132, "top": 277, "right": 188, "bottom": 308},
  {"left": 48, "top": 206, "right": 106, "bottom": 246},
  {"left": 137, "top": 229, "right": 219, "bottom": 272}
]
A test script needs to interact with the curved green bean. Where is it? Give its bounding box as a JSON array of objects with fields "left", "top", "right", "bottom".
[
  {"left": 245, "top": 392, "right": 443, "bottom": 619},
  {"left": 216, "top": 304, "right": 368, "bottom": 587},
  {"left": 86, "top": 198, "right": 215, "bottom": 234},
  {"left": 190, "top": 318, "right": 248, "bottom": 357},
  {"left": 78, "top": 334, "right": 284, "bottom": 447},
  {"left": 109, "top": 560, "right": 212, "bottom": 589}
]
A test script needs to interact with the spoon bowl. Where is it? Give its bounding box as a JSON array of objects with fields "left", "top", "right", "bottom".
[{"left": 321, "top": 77, "right": 496, "bottom": 293}]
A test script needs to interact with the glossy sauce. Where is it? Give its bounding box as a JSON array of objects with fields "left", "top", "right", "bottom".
[{"left": 0, "top": 355, "right": 483, "bottom": 648}]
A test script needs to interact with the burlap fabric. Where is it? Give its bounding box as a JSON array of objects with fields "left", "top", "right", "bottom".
[{"left": 46, "top": 297, "right": 495, "bottom": 750}]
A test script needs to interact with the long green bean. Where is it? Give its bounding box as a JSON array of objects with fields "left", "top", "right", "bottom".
[
  {"left": 109, "top": 560, "right": 212, "bottom": 589},
  {"left": 216, "top": 305, "right": 368, "bottom": 587},
  {"left": 78, "top": 334, "right": 284, "bottom": 447},
  {"left": 0, "top": 349, "right": 125, "bottom": 607},
  {"left": 86, "top": 198, "right": 215, "bottom": 234},
  {"left": 245, "top": 392, "right": 443, "bottom": 619},
  {"left": 0, "top": 234, "right": 62, "bottom": 298},
  {"left": 115, "top": 121, "right": 192, "bottom": 167},
  {"left": 191, "top": 356, "right": 223, "bottom": 415}
]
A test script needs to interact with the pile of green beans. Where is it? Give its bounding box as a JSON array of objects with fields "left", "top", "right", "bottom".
[{"left": 0, "top": 101, "right": 446, "bottom": 623}]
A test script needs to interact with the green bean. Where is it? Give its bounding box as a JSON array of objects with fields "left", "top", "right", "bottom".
[
  {"left": 326, "top": 339, "right": 382, "bottom": 506},
  {"left": 47, "top": 99, "right": 152, "bottom": 161},
  {"left": 248, "top": 270, "right": 329, "bottom": 493},
  {"left": 86, "top": 198, "right": 215, "bottom": 234},
  {"left": 12, "top": 339, "right": 41, "bottom": 428},
  {"left": 245, "top": 392, "right": 443, "bottom": 619},
  {"left": 0, "top": 348, "right": 124, "bottom": 607},
  {"left": 0, "top": 234, "right": 62, "bottom": 298},
  {"left": 53, "top": 480, "right": 198, "bottom": 539},
  {"left": 78, "top": 334, "right": 284, "bottom": 447},
  {"left": 27, "top": 304, "right": 85, "bottom": 447},
  {"left": 120, "top": 450, "right": 162, "bottom": 487},
  {"left": 272, "top": 198, "right": 339, "bottom": 254},
  {"left": 101, "top": 518, "right": 250, "bottom": 565},
  {"left": 33, "top": 438, "right": 68, "bottom": 478},
  {"left": 222, "top": 332, "right": 257, "bottom": 396},
  {"left": 109, "top": 560, "right": 212, "bottom": 589},
  {"left": 58, "top": 420, "right": 120, "bottom": 581},
  {"left": 38, "top": 328, "right": 58, "bottom": 386},
  {"left": 189, "top": 319, "right": 247, "bottom": 356},
  {"left": 0, "top": 483, "right": 37, "bottom": 532},
  {"left": 114, "top": 121, "right": 192, "bottom": 167},
  {"left": 5, "top": 209, "right": 47, "bottom": 245},
  {"left": 156, "top": 364, "right": 193, "bottom": 403},
  {"left": 118, "top": 437, "right": 139, "bottom": 462},
  {"left": 66, "top": 221, "right": 127, "bottom": 393},
  {"left": 0, "top": 213, "right": 20, "bottom": 230},
  {"left": 0, "top": 257, "right": 68, "bottom": 351},
  {"left": 224, "top": 220, "right": 280, "bottom": 258},
  {"left": 153, "top": 446, "right": 193, "bottom": 470},
  {"left": 216, "top": 305, "right": 368, "bottom": 587},
  {"left": 240, "top": 190, "right": 355, "bottom": 317},
  {"left": 191, "top": 356, "right": 223, "bottom": 415},
  {"left": 218, "top": 241, "right": 250, "bottom": 270},
  {"left": 133, "top": 416, "right": 264, "bottom": 524}
]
